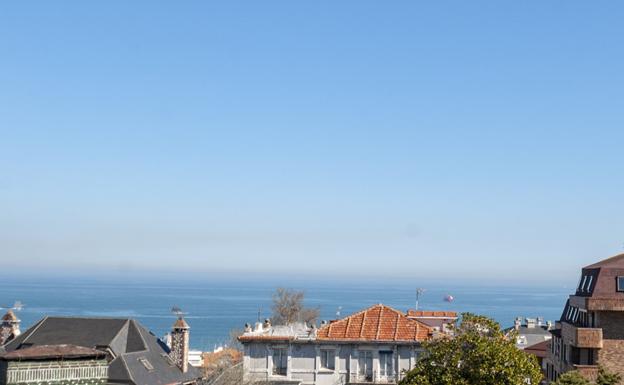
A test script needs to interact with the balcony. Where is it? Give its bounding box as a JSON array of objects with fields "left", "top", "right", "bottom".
[
  {"left": 562, "top": 323, "right": 603, "bottom": 348},
  {"left": 573, "top": 328, "right": 603, "bottom": 349},
  {"left": 574, "top": 365, "right": 599, "bottom": 381}
]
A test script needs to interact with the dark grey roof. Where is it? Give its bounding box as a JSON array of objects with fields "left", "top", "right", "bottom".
[{"left": 5, "top": 316, "right": 201, "bottom": 385}]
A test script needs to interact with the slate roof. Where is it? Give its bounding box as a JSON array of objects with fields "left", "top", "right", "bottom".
[
  {"left": 4, "top": 317, "right": 201, "bottom": 385},
  {"left": 316, "top": 304, "right": 432, "bottom": 342}
]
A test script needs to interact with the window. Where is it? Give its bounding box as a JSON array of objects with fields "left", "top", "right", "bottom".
[
  {"left": 585, "top": 275, "right": 593, "bottom": 292},
  {"left": 617, "top": 276, "right": 624, "bottom": 292},
  {"left": 320, "top": 349, "right": 335, "bottom": 370},
  {"left": 579, "top": 276, "right": 587, "bottom": 292},
  {"left": 358, "top": 351, "right": 373, "bottom": 380},
  {"left": 379, "top": 351, "right": 394, "bottom": 377},
  {"left": 272, "top": 348, "right": 287, "bottom": 376}
]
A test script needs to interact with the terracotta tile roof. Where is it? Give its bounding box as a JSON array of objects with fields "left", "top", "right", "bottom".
[
  {"left": 1, "top": 310, "right": 18, "bottom": 322},
  {"left": 317, "top": 304, "right": 432, "bottom": 342},
  {"left": 407, "top": 310, "right": 458, "bottom": 318}
]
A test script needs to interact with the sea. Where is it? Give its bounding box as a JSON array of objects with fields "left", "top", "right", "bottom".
[{"left": 0, "top": 274, "right": 572, "bottom": 351}]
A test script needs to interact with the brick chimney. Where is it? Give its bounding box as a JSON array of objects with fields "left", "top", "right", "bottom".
[{"left": 170, "top": 316, "right": 190, "bottom": 373}]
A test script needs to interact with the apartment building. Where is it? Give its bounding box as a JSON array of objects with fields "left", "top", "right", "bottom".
[
  {"left": 239, "top": 304, "right": 435, "bottom": 385},
  {"left": 545, "top": 253, "right": 624, "bottom": 383}
]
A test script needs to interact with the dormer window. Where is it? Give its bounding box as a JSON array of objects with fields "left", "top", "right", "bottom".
[
  {"left": 617, "top": 276, "right": 624, "bottom": 292},
  {"left": 579, "top": 276, "right": 587, "bottom": 292},
  {"left": 584, "top": 275, "right": 593, "bottom": 292}
]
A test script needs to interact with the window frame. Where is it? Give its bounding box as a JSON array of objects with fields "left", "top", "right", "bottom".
[
  {"left": 272, "top": 348, "right": 288, "bottom": 376},
  {"left": 617, "top": 276, "right": 624, "bottom": 292},
  {"left": 320, "top": 349, "right": 335, "bottom": 370}
]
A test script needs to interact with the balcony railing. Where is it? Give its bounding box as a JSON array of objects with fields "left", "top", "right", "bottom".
[{"left": 348, "top": 371, "right": 403, "bottom": 384}]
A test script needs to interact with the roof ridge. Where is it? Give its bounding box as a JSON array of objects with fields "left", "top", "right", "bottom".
[
  {"left": 21, "top": 316, "right": 49, "bottom": 345},
  {"left": 360, "top": 309, "right": 366, "bottom": 338},
  {"left": 375, "top": 306, "right": 383, "bottom": 340},
  {"left": 345, "top": 314, "right": 352, "bottom": 338},
  {"left": 393, "top": 311, "right": 400, "bottom": 341}
]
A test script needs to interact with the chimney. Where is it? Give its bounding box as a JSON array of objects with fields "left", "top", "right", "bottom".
[
  {"left": 170, "top": 317, "right": 190, "bottom": 373},
  {"left": 263, "top": 319, "right": 271, "bottom": 330},
  {"left": 244, "top": 323, "right": 252, "bottom": 333},
  {"left": 514, "top": 317, "right": 522, "bottom": 331}
]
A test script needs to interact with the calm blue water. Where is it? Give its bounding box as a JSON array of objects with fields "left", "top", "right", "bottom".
[{"left": 0, "top": 275, "right": 571, "bottom": 351}]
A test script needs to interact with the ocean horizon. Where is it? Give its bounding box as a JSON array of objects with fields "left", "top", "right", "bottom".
[{"left": 0, "top": 273, "right": 572, "bottom": 351}]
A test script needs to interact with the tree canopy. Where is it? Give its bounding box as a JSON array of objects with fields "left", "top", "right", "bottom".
[
  {"left": 271, "top": 287, "right": 320, "bottom": 325},
  {"left": 399, "top": 313, "right": 542, "bottom": 385}
]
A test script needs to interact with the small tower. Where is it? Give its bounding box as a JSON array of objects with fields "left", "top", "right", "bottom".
[
  {"left": 170, "top": 314, "right": 190, "bottom": 373},
  {"left": 0, "top": 309, "right": 21, "bottom": 346}
]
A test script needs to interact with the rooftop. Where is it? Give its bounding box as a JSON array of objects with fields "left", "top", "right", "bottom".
[
  {"left": 407, "top": 310, "right": 457, "bottom": 318},
  {"left": 316, "top": 304, "right": 432, "bottom": 342},
  {"left": 1, "top": 344, "right": 106, "bottom": 361},
  {"left": 584, "top": 253, "right": 624, "bottom": 269}
]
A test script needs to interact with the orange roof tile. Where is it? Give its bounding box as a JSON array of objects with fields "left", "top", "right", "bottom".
[
  {"left": 407, "top": 310, "right": 458, "bottom": 318},
  {"left": 317, "top": 304, "right": 432, "bottom": 342}
]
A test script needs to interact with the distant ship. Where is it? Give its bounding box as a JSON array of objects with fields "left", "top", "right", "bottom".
[{"left": 444, "top": 294, "right": 454, "bottom": 302}]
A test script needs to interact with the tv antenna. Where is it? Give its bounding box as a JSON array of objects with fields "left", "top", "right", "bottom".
[
  {"left": 415, "top": 288, "right": 426, "bottom": 311},
  {"left": 0, "top": 301, "right": 25, "bottom": 312},
  {"left": 336, "top": 306, "right": 343, "bottom": 318},
  {"left": 171, "top": 306, "right": 187, "bottom": 318}
]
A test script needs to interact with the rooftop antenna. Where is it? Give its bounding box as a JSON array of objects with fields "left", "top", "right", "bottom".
[
  {"left": 416, "top": 288, "right": 426, "bottom": 311},
  {"left": 336, "top": 306, "right": 343, "bottom": 318},
  {"left": 0, "top": 301, "right": 25, "bottom": 312},
  {"left": 171, "top": 306, "right": 187, "bottom": 318},
  {"left": 257, "top": 307, "right": 262, "bottom": 323}
]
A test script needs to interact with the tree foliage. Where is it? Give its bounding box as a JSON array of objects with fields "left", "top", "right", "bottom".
[
  {"left": 271, "top": 287, "right": 320, "bottom": 325},
  {"left": 399, "top": 313, "right": 542, "bottom": 385},
  {"left": 553, "top": 371, "right": 591, "bottom": 385},
  {"left": 597, "top": 366, "right": 622, "bottom": 385}
]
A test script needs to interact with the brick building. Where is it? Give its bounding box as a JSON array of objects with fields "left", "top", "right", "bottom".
[{"left": 544, "top": 253, "right": 624, "bottom": 383}]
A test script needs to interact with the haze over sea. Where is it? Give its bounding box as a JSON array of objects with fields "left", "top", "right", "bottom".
[{"left": 0, "top": 274, "right": 571, "bottom": 351}]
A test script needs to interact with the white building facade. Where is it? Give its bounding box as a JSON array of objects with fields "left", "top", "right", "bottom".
[{"left": 239, "top": 304, "right": 433, "bottom": 385}]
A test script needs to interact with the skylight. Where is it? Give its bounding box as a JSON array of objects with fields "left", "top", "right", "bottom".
[{"left": 139, "top": 357, "right": 154, "bottom": 371}]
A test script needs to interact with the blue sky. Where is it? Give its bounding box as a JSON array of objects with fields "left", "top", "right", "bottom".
[{"left": 1, "top": 1, "right": 623, "bottom": 283}]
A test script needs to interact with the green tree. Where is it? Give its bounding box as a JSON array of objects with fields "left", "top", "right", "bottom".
[
  {"left": 596, "top": 366, "right": 622, "bottom": 385},
  {"left": 552, "top": 371, "right": 590, "bottom": 385},
  {"left": 399, "top": 313, "right": 542, "bottom": 385}
]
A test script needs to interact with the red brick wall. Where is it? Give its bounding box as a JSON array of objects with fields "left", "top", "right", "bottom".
[{"left": 598, "top": 340, "right": 624, "bottom": 384}]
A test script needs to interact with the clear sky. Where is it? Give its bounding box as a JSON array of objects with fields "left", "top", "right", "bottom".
[{"left": 1, "top": 1, "right": 623, "bottom": 284}]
